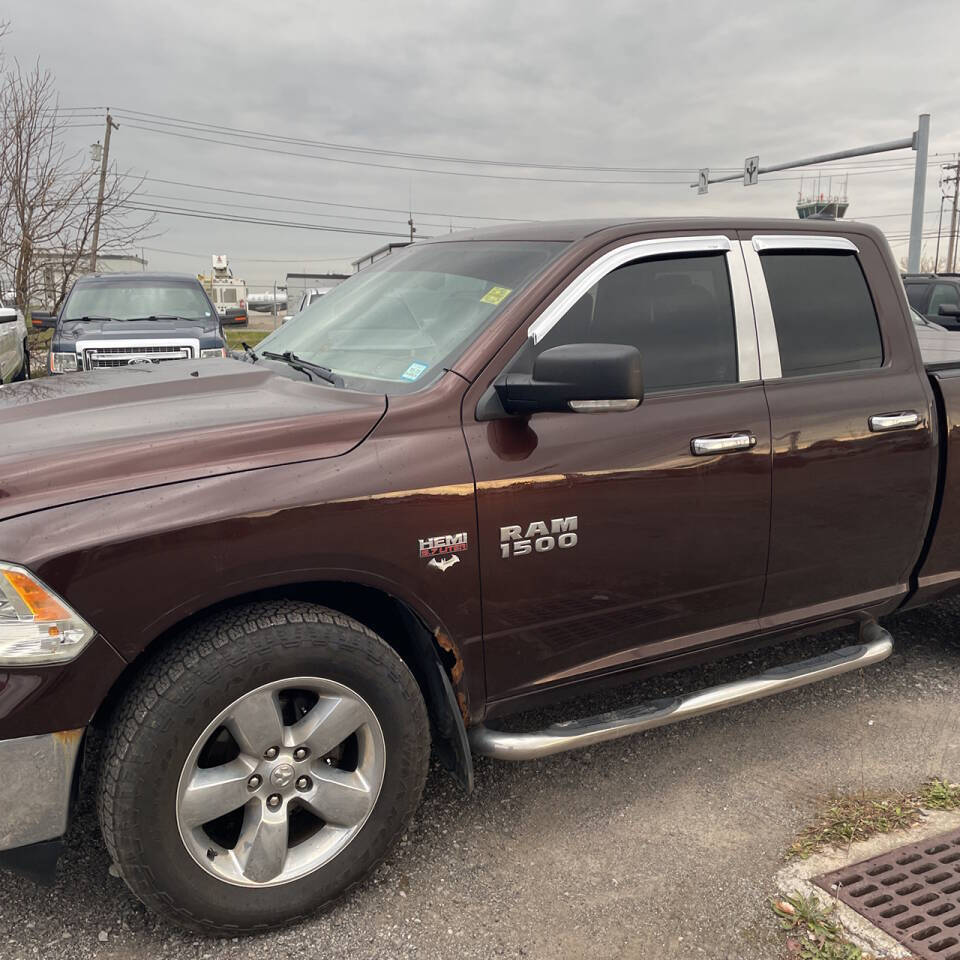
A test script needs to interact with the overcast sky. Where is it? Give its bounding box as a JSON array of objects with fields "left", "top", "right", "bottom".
[{"left": 4, "top": 0, "right": 958, "bottom": 288}]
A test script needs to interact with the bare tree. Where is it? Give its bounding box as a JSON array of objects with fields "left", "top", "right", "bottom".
[{"left": 0, "top": 54, "right": 155, "bottom": 312}]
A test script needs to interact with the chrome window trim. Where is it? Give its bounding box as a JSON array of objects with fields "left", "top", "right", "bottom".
[
  {"left": 752, "top": 235, "right": 858, "bottom": 253},
  {"left": 526, "top": 234, "right": 761, "bottom": 385},
  {"left": 739, "top": 241, "right": 782, "bottom": 380},
  {"left": 727, "top": 243, "right": 761, "bottom": 382}
]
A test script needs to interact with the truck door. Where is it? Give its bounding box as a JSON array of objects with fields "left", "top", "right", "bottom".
[
  {"left": 462, "top": 235, "right": 772, "bottom": 704},
  {"left": 740, "top": 232, "right": 937, "bottom": 626}
]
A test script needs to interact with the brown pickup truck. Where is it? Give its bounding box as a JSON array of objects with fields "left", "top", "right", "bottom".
[{"left": 1, "top": 217, "right": 958, "bottom": 933}]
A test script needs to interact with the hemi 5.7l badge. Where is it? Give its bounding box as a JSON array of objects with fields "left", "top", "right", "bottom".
[
  {"left": 419, "top": 533, "right": 468, "bottom": 558},
  {"left": 420, "top": 532, "right": 468, "bottom": 573},
  {"left": 500, "top": 516, "right": 578, "bottom": 558}
]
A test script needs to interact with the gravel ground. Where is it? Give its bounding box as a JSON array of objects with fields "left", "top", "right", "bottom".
[{"left": 3, "top": 599, "right": 960, "bottom": 959}]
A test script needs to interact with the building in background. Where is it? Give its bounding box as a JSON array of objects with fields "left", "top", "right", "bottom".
[{"left": 797, "top": 173, "right": 849, "bottom": 220}]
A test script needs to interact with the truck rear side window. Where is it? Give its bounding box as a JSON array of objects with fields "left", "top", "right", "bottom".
[
  {"left": 520, "top": 253, "right": 738, "bottom": 393},
  {"left": 761, "top": 252, "right": 882, "bottom": 378}
]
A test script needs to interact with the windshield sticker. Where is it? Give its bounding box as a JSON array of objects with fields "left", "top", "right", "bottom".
[
  {"left": 480, "top": 286, "right": 512, "bottom": 305},
  {"left": 401, "top": 361, "right": 429, "bottom": 382}
]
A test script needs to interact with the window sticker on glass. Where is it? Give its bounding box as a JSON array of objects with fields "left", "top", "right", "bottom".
[
  {"left": 401, "top": 361, "right": 429, "bottom": 382},
  {"left": 480, "top": 286, "right": 512, "bottom": 305}
]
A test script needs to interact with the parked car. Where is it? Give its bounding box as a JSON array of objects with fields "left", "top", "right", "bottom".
[
  {"left": 3, "top": 219, "right": 960, "bottom": 934},
  {"left": 903, "top": 272, "right": 960, "bottom": 330},
  {"left": 33, "top": 272, "right": 227, "bottom": 373},
  {"left": 289, "top": 287, "right": 332, "bottom": 316},
  {"left": 0, "top": 294, "right": 28, "bottom": 383}
]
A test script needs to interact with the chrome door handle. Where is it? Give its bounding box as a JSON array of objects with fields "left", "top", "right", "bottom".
[
  {"left": 690, "top": 433, "right": 757, "bottom": 456},
  {"left": 868, "top": 411, "right": 920, "bottom": 432}
]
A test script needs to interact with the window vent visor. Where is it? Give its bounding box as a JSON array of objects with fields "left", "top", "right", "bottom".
[
  {"left": 0, "top": 563, "right": 95, "bottom": 665},
  {"left": 752, "top": 235, "right": 858, "bottom": 253}
]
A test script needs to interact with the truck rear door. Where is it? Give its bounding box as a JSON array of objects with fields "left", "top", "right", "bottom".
[
  {"left": 740, "top": 231, "right": 938, "bottom": 627},
  {"left": 462, "top": 233, "right": 773, "bottom": 704}
]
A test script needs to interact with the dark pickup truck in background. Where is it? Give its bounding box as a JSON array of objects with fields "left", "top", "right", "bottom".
[
  {"left": 2, "top": 217, "right": 960, "bottom": 933},
  {"left": 33, "top": 272, "right": 228, "bottom": 373}
]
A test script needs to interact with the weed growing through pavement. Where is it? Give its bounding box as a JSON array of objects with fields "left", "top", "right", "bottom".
[
  {"left": 787, "top": 779, "right": 960, "bottom": 860},
  {"left": 772, "top": 894, "right": 870, "bottom": 960}
]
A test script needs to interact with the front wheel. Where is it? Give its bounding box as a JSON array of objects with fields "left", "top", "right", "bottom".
[{"left": 98, "top": 601, "right": 430, "bottom": 934}]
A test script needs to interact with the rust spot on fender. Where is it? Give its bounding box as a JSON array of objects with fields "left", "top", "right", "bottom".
[
  {"left": 51, "top": 728, "right": 84, "bottom": 750},
  {"left": 434, "top": 627, "right": 469, "bottom": 721}
]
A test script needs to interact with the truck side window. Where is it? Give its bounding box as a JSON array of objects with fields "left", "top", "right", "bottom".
[
  {"left": 929, "top": 283, "right": 960, "bottom": 318},
  {"left": 905, "top": 283, "right": 929, "bottom": 312},
  {"left": 760, "top": 252, "right": 882, "bottom": 377},
  {"left": 517, "top": 253, "right": 738, "bottom": 393}
]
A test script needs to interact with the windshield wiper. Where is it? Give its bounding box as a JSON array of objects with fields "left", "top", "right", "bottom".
[
  {"left": 239, "top": 341, "right": 259, "bottom": 362},
  {"left": 124, "top": 315, "right": 198, "bottom": 322},
  {"left": 261, "top": 350, "right": 340, "bottom": 386},
  {"left": 64, "top": 315, "right": 112, "bottom": 322}
]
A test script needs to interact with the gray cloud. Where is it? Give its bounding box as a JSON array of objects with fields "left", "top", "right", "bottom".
[{"left": 4, "top": 0, "right": 956, "bottom": 285}]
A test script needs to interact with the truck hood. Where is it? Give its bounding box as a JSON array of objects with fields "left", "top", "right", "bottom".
[
  {"left": 0, "top": 358, "right": 386, "bottom": 520},
  {"left": 57, "top": 316, "right": 221, "bottom": 345}
]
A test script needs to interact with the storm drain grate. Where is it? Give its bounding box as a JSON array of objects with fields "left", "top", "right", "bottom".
[{"left": 813, "top": 828, "right": 960, "bottom": 959}]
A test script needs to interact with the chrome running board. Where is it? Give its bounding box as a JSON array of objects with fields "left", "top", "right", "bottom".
[{"left": 468, "top": 621, "right": 893, "bottom": 761}]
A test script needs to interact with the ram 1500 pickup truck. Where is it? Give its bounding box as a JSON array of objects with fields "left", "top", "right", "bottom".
[{"left": 1, "top": 218, "right": 957, "bottom": 933}]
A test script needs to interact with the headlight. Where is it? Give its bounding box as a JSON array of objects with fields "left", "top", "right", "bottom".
[
  {"left": 0, "top": 562, "right": 95, "bottom": 665},
  {"left": 50, "top": 351, "right": 79, "bottom": 373},
  {"left": 200, "top": 348, "right": 227, "bottom": 359}
]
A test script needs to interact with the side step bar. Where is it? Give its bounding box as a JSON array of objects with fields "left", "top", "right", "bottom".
[{"left": 468, "top": 620, "right": 893, "bottom": 761}]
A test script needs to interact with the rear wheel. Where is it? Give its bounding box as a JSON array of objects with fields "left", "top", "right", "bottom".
[{"left": 98, "top": 601, "right": 430, "bottom": 934}]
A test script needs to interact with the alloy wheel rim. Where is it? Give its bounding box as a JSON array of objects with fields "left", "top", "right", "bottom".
[{"left": 175, "top": 676, "right": 386, "bottom": 887}]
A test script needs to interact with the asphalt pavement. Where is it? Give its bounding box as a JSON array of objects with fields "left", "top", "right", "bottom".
[{"left": 3, "top": 599, "right": 960, "bottom": 959}]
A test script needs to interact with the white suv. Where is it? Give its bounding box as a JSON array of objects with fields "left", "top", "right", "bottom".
[{"left": 0, "top": 295, "right": 28, "bottom": 384}]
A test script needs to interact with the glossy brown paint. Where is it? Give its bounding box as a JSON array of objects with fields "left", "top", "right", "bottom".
[
  {"left": 0, "top": 359, "right": 386, "bottom": 520},
  {"left": 465, "top": 382, "right": 772, "bottom": 702},
  {"left": 747, "top": 230, "right": 939, "bottom": 626},
  {"left": 0, "top": 372, "right": 486, "bottom": 730},
  {"left": 1, "top": 216, "right": 959, "bottom": 746},
  {"left": 0, "top": 636, "right": 126, "bottom": 738},
  {"left": 912, "top": 368, "right": 960, "bottom": 604}
]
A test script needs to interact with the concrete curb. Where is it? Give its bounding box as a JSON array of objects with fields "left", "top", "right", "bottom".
[{"left": 774, "top": 809, "right": 960, "bottom": 959}]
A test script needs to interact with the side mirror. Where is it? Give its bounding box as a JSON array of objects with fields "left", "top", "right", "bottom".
[
  {"left": 938, "top": 304, "right": 960, "bottom": 318},
  {"left": 30, "top": 311, "right": 56, "bottom": 330},
  {"left": 495, "top": 343, "right": 643, "bottom": 415}
]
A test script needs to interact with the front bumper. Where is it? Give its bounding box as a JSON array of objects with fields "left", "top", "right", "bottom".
[{"left": 0, "top": 729, "right": 83, "bottom": 853}]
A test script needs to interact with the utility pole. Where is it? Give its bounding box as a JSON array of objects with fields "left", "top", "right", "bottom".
[
  {"left": 945, "top": 156, "right": 960, "bottom": 274},
  {"left": 90, "top": 110, "right": 119, "bottom": 272}
]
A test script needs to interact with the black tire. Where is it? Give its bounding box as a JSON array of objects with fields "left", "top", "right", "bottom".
[{"left": 98, "top": 600, "right": 430, "bottom": 935}]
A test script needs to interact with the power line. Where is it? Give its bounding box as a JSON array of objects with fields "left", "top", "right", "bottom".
[
  {"left": 117, "top": 172, "right": 533, "bottom": 223},
  {"left": 141, "top": 245, "right": 353, "bottom": 264},
  {"left": 134, "top": 190, "right": 469, "bottom": 230},
  {"left": 119, "top": 121, "right": 700, "bottom": 184},
  {"left": 109, "top": 107, "right": 730, "bottom": 174},
  {"left": 121, "top": 201, "right": 427, "bottom": 239}
]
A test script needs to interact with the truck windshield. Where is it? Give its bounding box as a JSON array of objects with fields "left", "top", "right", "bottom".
[
  {"left": 62, "top": 282, "right": 214, "bottom": 322},
  {"left": 254, "top": 240, "right": 565, "bottom": 392}
]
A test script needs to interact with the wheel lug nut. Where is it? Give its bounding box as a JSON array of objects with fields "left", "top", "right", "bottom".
[
  {"left": 296, "top": 776, "right": 311, "bottom": 791},
  {"left": 293, "top": 747, "right": 309, "bottom": 761},
  {"left": 266, "top": 794, "right": 282, "bottom": 809},
  {"left": 263, "top": 746, "right": 279, "bottom": 760},
  {"left": 247, "top": 774, "right": 262, "bottom": 790}
]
